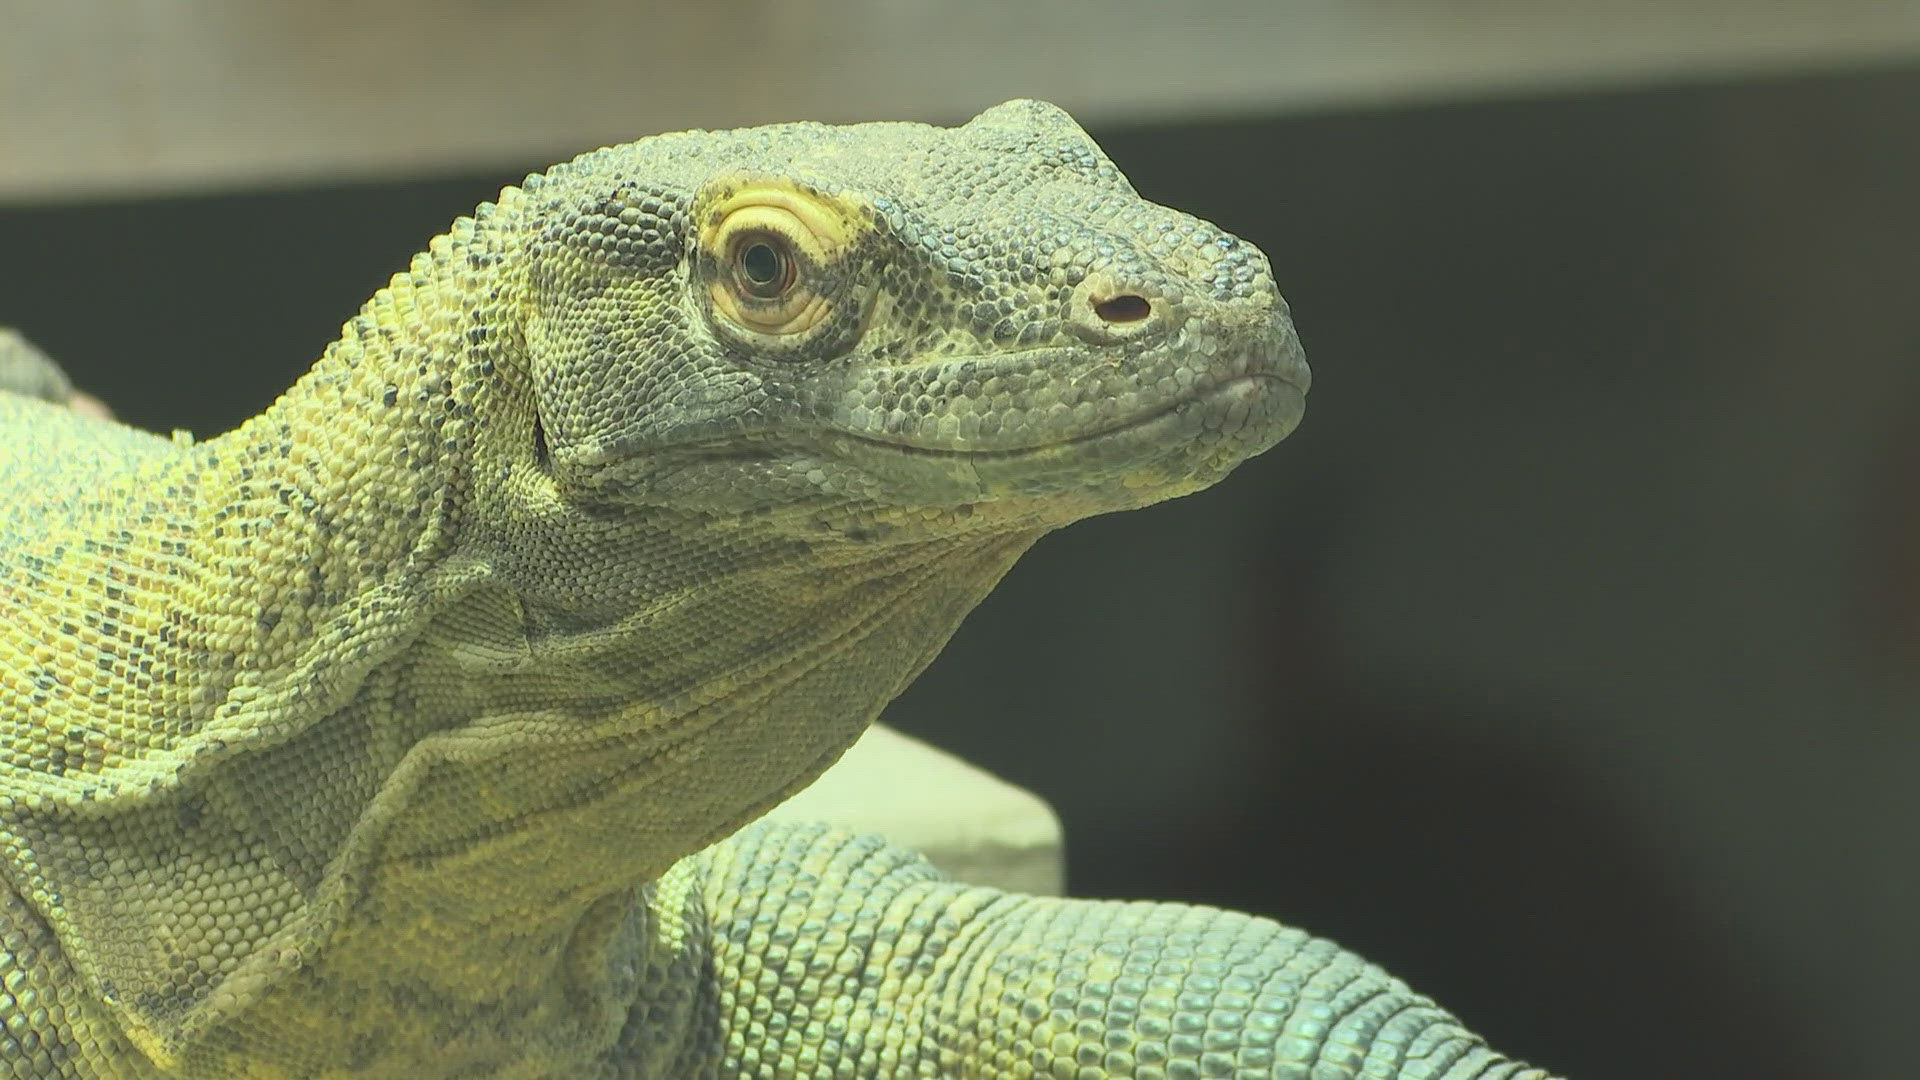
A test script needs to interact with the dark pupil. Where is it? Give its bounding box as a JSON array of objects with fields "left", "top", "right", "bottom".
[{"left": 739, "top": 241, "right": 785, "bottom": 291}]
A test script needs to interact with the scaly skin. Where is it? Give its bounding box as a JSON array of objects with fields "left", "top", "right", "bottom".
[{"left": 0, "top": 101, "right": 1554, "bottom": 1077}]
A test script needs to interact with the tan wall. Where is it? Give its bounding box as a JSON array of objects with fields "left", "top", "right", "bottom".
[{"left": 4, "top": 0, "right": 1920, "bottom": 199}]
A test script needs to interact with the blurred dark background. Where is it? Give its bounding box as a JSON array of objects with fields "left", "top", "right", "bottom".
[{"left": 7, "top": 58, "right": 1918, "bottom": 1080}]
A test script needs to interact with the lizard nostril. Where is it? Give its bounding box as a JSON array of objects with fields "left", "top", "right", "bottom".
[{"left": 1092, "top": 294, "right": 1152, "bottom": 324}]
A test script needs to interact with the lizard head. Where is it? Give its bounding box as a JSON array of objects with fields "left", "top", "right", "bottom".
[{"left": 510, "top": 99, "right": 1308, "bottom": 532}]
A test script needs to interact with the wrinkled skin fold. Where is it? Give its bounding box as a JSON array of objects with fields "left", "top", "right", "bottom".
[{"left": 0, "top": 101, "right": 1553, "bottom": 1077}]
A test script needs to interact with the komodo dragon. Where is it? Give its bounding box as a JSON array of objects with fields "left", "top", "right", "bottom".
[{"left": 0, "top": 101, "right": 1554, "bottom": 1078}]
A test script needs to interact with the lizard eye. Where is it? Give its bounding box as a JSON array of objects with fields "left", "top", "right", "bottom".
[
  {"left": 731, "top": 233, "right": 797, "bottom": 300},
  {"left": 713, "top": 220, "right": 817, "bottom": 334},
  {"left": 701, "top": 183, "right": 851, "bottom": 339}
]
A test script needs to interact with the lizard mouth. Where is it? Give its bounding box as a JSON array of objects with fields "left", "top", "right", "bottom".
[
  {"left": 805, "top": 336, "right": 1309, "bottom": 511},
  {"left": 820, "top": 316, "right": 1311, "bottom": 463},
  {"left": 829, "top": 370, "right": 1304, "bottom": 461},
  {"left": 559, "top": 327, "right": 1308, "bottom": 515}
]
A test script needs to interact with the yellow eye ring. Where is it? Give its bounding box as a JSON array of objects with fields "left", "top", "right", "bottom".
[{"left": 700, "top": 184, "right": 853, "bottom": 337}]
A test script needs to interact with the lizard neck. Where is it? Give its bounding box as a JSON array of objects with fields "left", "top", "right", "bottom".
[
  {"left": 388, "top": 511, "right": 1043, "bottom": 883},
  {"left": 134, "top": 199, "right": 530, "bottom": 755},
  {"left": 227, "top": 510, "right": 1040, "bottom": 1071},
  {"left": 1, "top": 201, "right": 560, "bottom": 1066}
]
